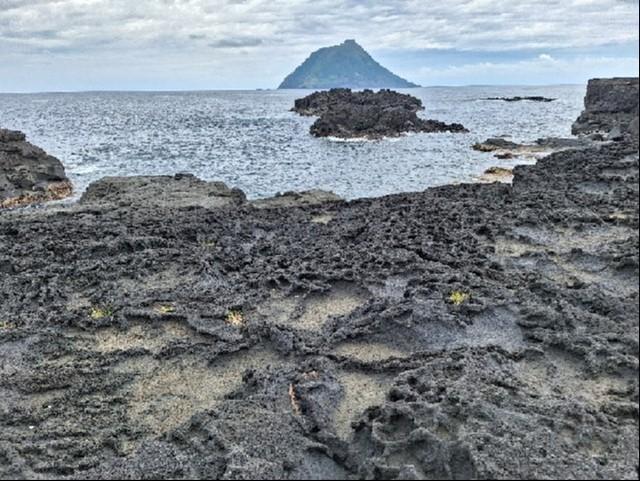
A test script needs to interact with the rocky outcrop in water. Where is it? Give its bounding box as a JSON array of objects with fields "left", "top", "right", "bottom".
[
  {"left": 572, "top": 77, "right": 639, "bottom": 140},
  {"left": 0, "top": 80, "right": 638, "bottom": 479},
  {"left": 293, "top": 89, "right": 468, "bottom": 139},
  {"left": 472, "top": 136, "right": 593, "bottom": 159},
  {"left": 483, "top": 96, "right": 556, "bottom": 102},
  {"left": 0, "top": 128, "right": 72, "bottom": 208}
]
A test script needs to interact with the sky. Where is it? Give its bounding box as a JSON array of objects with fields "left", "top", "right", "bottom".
[{"left": 0, "top": 0, "right": 638, "bottom": 92}]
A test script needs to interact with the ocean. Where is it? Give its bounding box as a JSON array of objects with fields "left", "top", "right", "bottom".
[{"left": 0, "top": 85, "right": 585, "bottom": 201}]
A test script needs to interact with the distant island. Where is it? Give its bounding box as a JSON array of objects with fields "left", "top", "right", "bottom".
[{"left": 278, "top": 39, "right": 419, "bottom": 89}]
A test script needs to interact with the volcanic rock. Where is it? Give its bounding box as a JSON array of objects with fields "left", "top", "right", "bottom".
[
  {"left": 572, "top": 77, "right": 639, "bottom": 140},
  {"left": 80, "top": 174, "right": 246, "bottom": 209},
  {"left": 293, "top": 88, "right": 468, "bottom": 139},
  {"left": 484, "top": 96, "right": 556, "bottom": 102},
  {"left": 251, "top": 189, "right": 343, "bottom": 209},
  {"left": 476, "top": 166, "right": 514, "bottom": 183},
  {"left": 473, "top": 136, "right": 593, "bottom": 159},
  {"left": 0, "top": 128, "right": 72, "bottom": 208}
]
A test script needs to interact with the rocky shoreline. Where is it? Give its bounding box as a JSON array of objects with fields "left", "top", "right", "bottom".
[
  {"left": 472, "top": 136, "right": 595, "bottom": 160},
  {"left": 0, "top": 79, "right": 638, "bottom": 479},
  {"left": 292, "top": 88, "right": 468, "bottom": 139}
]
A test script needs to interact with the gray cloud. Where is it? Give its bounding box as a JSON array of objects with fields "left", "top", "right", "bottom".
[
  {"left": 208, "top": 37, "right": 263, "bottom": 48},
  {"left": 1, "top": 0, "right": 637, "bottom": 53},
  {"left": 0, "top": 0, "right": 637, "bottom": 91}
]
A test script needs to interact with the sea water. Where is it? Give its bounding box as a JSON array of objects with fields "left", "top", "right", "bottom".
[{"left": 0, "top": 85, "right": 585, "bottom": 200}]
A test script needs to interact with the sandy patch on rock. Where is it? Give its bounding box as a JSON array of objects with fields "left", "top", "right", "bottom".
[
  {"left": 93, "top": 321, "right": 204, "bottom": 354},
  {"left": 334, "top": 371, "right": 392, "bottom": 440},
  {"left": 332, "top": 342, "right": 408, "bottom": 363},
  {"left": 118, "top": 348, "right": 287, "bottom": 435}
]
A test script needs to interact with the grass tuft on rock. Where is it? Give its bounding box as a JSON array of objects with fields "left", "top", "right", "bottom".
[
  {"left": 225, "top": 310, "right": 244, "bottom": 327},
  {"left": 449, "top": 291, "right": 470, "bottom": 306},
  {"left": 90, "top": 305, "right": 114, "bottom": 320}
]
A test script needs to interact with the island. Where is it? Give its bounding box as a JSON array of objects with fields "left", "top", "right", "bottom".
[{"left": 278, "top": 39, "right": 419, "bottom": 89}]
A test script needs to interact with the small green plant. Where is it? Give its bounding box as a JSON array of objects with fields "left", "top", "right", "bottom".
[
  {"left": 225, "top": 310, "right": 244, "bottom": 327},
  {"left": 90, "top": 305, "right": 113, "bottom": 320},
  {"left": 155, "top": 304, "right": 175, "bottom": 315},
  {"left": 0, "top": 321, "right": 16, "bottom": 330},
  {"left": 449, "top": 291, "right": 470, "bottom": 306}
]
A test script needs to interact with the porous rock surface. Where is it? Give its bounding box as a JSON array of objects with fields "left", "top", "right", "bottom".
[
  {"left": 0, "top": 138, "right": 638, "bottom": 479},
  {"left": 79, "top": 173, "right": 246, "bottom": 210},
  {"left": 572, "top": 77, "right": 639, "bottom": 140},
  {"left": 293, "top": 89, "right": 468, "bottom": 139},
  {"left": 0, "top": 129, "right": 72, "bottom": 209}
]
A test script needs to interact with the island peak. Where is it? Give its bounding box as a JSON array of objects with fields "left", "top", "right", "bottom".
[{"left": 278, "top": 39, "right": 419, "bottom": 89}]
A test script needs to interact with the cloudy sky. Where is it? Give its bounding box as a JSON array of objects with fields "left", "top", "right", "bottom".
[{"left": 0, "top": 0, "right": 638, "bottom": 92}]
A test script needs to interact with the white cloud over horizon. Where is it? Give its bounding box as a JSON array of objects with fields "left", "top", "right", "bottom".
[
  {"left": 409, "top": 52, "right": 639, "bottom": 86},
  {"left": 0, "top": 0, "right": 638, "bottom": 91}
]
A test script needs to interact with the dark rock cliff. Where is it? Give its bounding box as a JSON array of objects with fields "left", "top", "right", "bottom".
[
  {"left": 572, "top": 77, "right": 639, "bottom": 140},
  {"left": 0, "top": 128, "right": 72, "bottom": 208}
]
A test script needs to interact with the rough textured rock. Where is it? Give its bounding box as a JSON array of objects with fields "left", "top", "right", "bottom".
[
  {"left": 0, "top": 128, "right": 72, "bottom": 209},
  {"left": 483, "top": 96, "right": 556, "bottom": 102},
  {"left": 473, "top": 136, "right": 593, "bottom": 159},
  {"left": 293, "top": 89, "right": 468, "bottom": 139},
  {"left": 1, "top": 80, "right": 638, "bottom": 479},
  {"left": 475, "top": 166, "right": 514, "bottom": 184},
  {"left": 279, "top": 39, "right": 419, "bottom": 89},
  {"left": 80, "top": 174, "right": 246, "bottom": 209},
  {"left": 251, "top": 190, "right": 343, "bottom": 209},
  {"left": 572, "top": 77, "right": 639, "bottom": 140}
]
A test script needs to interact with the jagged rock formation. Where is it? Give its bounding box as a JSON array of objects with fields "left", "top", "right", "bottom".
[
  {"left": 0, "top": 80, "right": 638, "bottom": 479},
  {"left": 572, "top": 77, "right": 639, "bottom": 140},
  {"left": 0, "top": 129, "right": 72, "bottom": 208},
  {"left": 483, "top": 96, "right": 556, "bottom": 102},
  {"left": 472, "top": 137, "right": 593, "bottom": 159},
  {"left": 293, "top": 88, "right": 467, "bottom": 139},
  {"left": 279, "top": 40, "right": 419, "bottom": 89}
]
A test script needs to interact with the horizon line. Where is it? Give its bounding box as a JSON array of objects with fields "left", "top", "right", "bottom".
[{"left": 0, "top": 83, "right": 586, "bottom": 95}]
